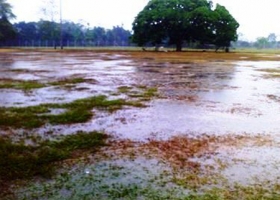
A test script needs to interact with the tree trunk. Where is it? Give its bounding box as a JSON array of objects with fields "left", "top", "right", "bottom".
[
  {"left": 176, "top": 42, "right": 182, "bottom": 52},
  {"left": 215, "top": 46, "right": 220, "bottom": 52}
]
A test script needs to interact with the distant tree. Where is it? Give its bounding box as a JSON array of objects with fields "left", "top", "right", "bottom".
[
  {"left": 132, "top": 0, "right": 238, "bottom": 52},
  {"left": 235, "top": 40, "right": 251, "bottom": 48},
  {"left": 267, "top": 33, "right": 277, "bottom": 48},
  {"left": 108, "top": 26, "right": 131, "bottom": 46},
  {"left": 0, "top": 0, "right": 16, "bottom": 43},
  {"left": 12, "top": 21, "right": 132, "bottom": 47},
  {"left": 37, "top": 20, "right": 60, "bottom": 45},
  {"left": 254, "top": 37, "right": 269, "bottom": 49},
  {"left": 267, "top": 33, "right": 276, "bottom": 42},
  {"left": 0, "top": 0, "right": 16, "bottom": 19},
  {"left": 0, "top": 18, "right": 16, "bottom": 43},
  {"left": 62, "top": 21, "right": 84, "bottom": 42},
  {"left": 14, "top": 22, "right": 39, "bottom": 41},
  {"left": 91, "top": 27, "right": 107, "bottom": 46}
]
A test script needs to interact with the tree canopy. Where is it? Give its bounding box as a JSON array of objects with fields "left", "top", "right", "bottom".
[
  {"left": 0, "top": 0, "right": 16, "bottom": 42},
  {"left": 132, "top": 0, "right": 239, "bottom": 51},
  {"left": 0, "top": 0, "right": 16, "bottom": 20}
]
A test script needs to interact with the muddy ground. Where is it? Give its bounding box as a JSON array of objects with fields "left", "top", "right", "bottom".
[{"left": 1, "top": 49, "right": 280, "bottom": 199}]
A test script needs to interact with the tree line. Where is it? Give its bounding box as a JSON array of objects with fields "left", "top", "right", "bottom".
[
  {"left": 235, "top": 33, "right": 280, "bottom": 49},
  {"left": 1, "top": 0, "right": 280, "bottom": 50},
  {"left": 1, "top": 20, "right": 132, "bottom": 47}
]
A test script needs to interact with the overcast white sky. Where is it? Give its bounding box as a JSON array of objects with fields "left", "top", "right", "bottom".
[{"left": 8, "top": 0, "right": 280, "bottom": 41}]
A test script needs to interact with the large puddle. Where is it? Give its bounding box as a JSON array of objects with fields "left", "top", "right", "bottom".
[
  {"left": 1, "top": 51, "right": 279, "bottom": 137},
  {"left": 1, "top": 51, "right": 280, "bottom": 197}
]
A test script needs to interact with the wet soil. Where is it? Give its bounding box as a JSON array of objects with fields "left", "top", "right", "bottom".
[{"left": 1, "top": 50, "right": 280, "bottom": 198}]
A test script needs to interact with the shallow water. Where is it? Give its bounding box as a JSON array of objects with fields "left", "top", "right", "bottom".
[
  {"left": 1, "top": 51, "right": 280, "bottom": 194},
  {"left": 1, "top": 52, "right": 280, "bottom": 137}
]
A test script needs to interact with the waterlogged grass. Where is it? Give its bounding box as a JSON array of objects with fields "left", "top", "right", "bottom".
[
  {"left": 0, "top": 77, "right": 93, "bottom": 91},
  {"left": 14, "top": 159, "right": 185, "bottom": 200},
  {"left": 0, "top": 80, "right": 45, "bottom": 90},
  {"left": 0, "top": 95, "right": 144, "bottom": 129},
  {"left": 117, "top": 85, "right": 158, "bottom": 101},
  {"left": 13, "top": 158, "right": 280, "bottom": 200},
  {"left": 258, "top": 68, "right": 280, "bottom": 78},
  {"left": 12, "top": 134, "right": 280, "bottom": 200},
  {"left": 49, "top": 77, "right": 88, "bottom": 86},
  {"left": 0, "top": 131, "right": 108, "bottom": 181}
]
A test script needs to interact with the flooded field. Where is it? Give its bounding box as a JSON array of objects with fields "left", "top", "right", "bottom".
[{"left": 1, "top": 50, "right": 280, "bottom": 199}]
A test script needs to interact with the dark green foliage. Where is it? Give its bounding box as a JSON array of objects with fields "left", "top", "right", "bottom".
[
  {"left": 0, "top": 106, "right": 46, "bottom": 128},
  {"left": 0, "top": 0, "right": 16, "bottom": 43},
  {"left": 0, "top": 0, "right": 16, "bottom": 20},
  {"left": 13, "top": 21, "right": 132, "bottom": 47},
  {"left": 0, "top": 17, "right": 16, "bottom": 42},
  {"left": 132, "top": 0, "right": 239, "bottom": 51},
  {"left": 213, "top": 4, "right": 239, "bottom": 51},
  {"left": 49, "top": 131, "right": 108, "bottom": 151},
  {"left": 47, "top": 108, "right": 92, "bottom": 124},
  {"left": 0, "top": 131, "right": 108, "bottom": 180}
]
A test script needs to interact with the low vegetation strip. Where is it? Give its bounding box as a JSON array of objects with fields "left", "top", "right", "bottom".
[
  {"left": 0, "top": 131, "right": 108, "bottom": 180},
  {"left": 0, "top": 78, "right": 92, "bottom": 91},
  {"left": 9, "top": 134, "right": 280, "bottom": 200},
  {"left": 0, "top": 131, "right": 109, "bottom": 198},
  {"left": 0, "top": 80, "right": 45, "bottom": 90},
  {"left": 0, "top": 95, "right": 144, "bottom": 129}
]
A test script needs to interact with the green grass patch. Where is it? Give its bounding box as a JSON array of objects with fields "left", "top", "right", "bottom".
[
  {"left": 117, "top": 85, "right": 159, "bottom": 101},
  {"left": 50, "top": 77, "right": 88, "bottom": 86},
  {"left": 0, "top": 95, "right": 144, "bottom": 129},
  {"left": 0, "top": 78, "right": 92, "bottom": 91},
  {"left": 0, "top": 131, "right": 108, "bottom": 181},
  {"left": 0, "top": 80, "right": 46, "bottom": 90},
  {"left": 117, "top": 86, "right": 133, "bottom": 93}
]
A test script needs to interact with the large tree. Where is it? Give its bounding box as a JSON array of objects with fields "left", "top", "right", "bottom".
[
  {"left": 0, "top": 0, "right": 16, "bottom": 43},
  {"left": 212, "top": 4, "right": 239, "bottom": 51},
  {"left": 132, "top": 0, "right": 239, "bottom": 52}
]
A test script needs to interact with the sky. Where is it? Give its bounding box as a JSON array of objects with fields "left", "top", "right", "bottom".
[{"left": 8, "top": 0, "right": 280, "bottom": 41}]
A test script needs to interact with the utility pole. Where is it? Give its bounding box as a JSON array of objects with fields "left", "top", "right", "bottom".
[{"left": 60, "top": 0, "right": 63, "bottom": 49}]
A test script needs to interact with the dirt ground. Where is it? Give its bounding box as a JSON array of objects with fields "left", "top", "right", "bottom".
[{"left": 1, "top": 49, "right": 280, "bottom": 199}]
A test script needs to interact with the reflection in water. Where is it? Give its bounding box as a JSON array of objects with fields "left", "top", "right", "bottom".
[{"left": 0, "top": 52, "right": 280, "bottom": 138}]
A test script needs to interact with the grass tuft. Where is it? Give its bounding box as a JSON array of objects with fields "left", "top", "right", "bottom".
[
  {"left": 0, "top": 80, "right": 45, "bottom": 90},
  {"left": 0, "top": 131, "right": 108, "bottom": 181},
  {"left": 0, "top": 95, "right": 141, "bottom": 129}
]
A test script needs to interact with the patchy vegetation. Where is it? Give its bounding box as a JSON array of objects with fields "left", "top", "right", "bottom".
[
  {"left": 1, "top": 50, "right": 280, "bottom": 199},
  {"left": 0, "top": 77, "right": 95, "bottom": 91},
  {"left": 0, "top": 95, "right": 145, "bottom": 129},
  {"left": 117, "top": 85, "right": 158, "bottom": 101},
  {"left": 0, "top": 80, "right": 45, "bottom": 90},
  {"left": 8, "top": 134, "right": 280, "bottom": 200},
  {"left": 0, "top": 131, "right": 108, "bottom": 198},
  {"left": 0, "top": 131, "right": 108, "bottom": 180}
]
